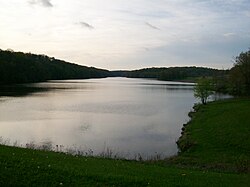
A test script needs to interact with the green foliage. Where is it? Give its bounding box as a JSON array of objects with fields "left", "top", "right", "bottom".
[
  {"left": 0, "top": 49, "right": 110, "bottom": 84},
  {"left": 194, "top": 77, "right": 214, "bottom": 104},
  {"left": 175, "top": 98, "right": 250, "bottom": 173},
  {"left": 229, "top": 49, "right": 250, "bottom": 95}
]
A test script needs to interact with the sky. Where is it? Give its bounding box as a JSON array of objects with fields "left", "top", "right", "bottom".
[{"left": 0, "top": 0, "right": 249, "bottom": 70}]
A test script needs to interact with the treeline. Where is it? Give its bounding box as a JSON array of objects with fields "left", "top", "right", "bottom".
[
  {"left": 111, "top": 67, "right": 229, "bottom": 94},
  {"left": 1, "top": 48, "right": 249, "bottom": 96},
  {"left": 0, "top": 49, "right": 110, "bottom": 84},
  {"left": 121, "top": 67, "right": 227, "bottom": 81},
  {"left": 111, "top": 67, "right": 230, "bottom": 94},
  {"left": 111, "top": 49, "right": 250, "bottom": 96}
]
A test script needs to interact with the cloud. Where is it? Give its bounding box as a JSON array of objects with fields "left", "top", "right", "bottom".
[
  {"left": 2, "top": 0, "right": 249, "bottom": 70},
  {"left": 79, "top": 21, "right": 94, "bottom": 29},
  {"left": 145, "top": 22, "right": 160, "bottom": 30},
  {"left": 29, "top": 0, "right": 53, "bottom": 8},
  {"left": 223, "top": 33, "right": 236, "bottom": 37}
]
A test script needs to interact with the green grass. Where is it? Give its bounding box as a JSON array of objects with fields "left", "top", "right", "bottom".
[
  {"left": 0, "top": 145, "right": 249, "bottom": 186},
  {"left": 175, "top": 98, "right": 250, "bottom": 173},
  {"left": 0, "top": 98, "right": 250, "bottom": 186}
]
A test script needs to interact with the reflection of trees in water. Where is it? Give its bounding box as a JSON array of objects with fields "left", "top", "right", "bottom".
[
  {"left": 0, "top": 85, "right": 49, "bottom": 97},
  {"left": 0, "top": 82, "right": 90, "bottom": 97},
  {"left": 141, "top": 84, "right": 194, "bottom": 91}
]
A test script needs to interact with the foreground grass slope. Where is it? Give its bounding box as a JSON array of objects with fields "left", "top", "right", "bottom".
[
  {"left": 0, "top": 145, "right": 248, "bottom": 186},
  {"left": 0, "top": 98, "right": 249, "bottom": 186},
  {"left": 176, "top": 98, "right": 250, "bottom": 173}
]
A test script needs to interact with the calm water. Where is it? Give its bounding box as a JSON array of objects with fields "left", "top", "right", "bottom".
[{"left": 0, "top": 77, "right": 196, "bottom": 158}]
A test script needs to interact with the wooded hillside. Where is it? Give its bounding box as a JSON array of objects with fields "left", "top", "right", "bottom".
[
  {"left": 116, "top": 67, "right": 228, "bottom": 81},
  {"left": 0, "top": 49, "right": 110, "bottom": 84}
]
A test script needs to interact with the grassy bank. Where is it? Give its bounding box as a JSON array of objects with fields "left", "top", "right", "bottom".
[
  {"left": 175, "top": 98, "right": 250, "bottom": 173},
  {"left": 0, "top": 145, "right": 249, "bottom": 186},
  {"left": 0, "top": 98, "right": 249, "bottom": 186}
]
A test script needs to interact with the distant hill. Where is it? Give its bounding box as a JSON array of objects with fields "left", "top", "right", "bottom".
[
  {"left": 111, "top": 67, "right": 228, "bottom": 82},
  {"left": 0, "top": 49, "right": 110, "bottom": 84}
]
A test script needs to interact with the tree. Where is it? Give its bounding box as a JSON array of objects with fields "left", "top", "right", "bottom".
[
  {"left": 229, "top": 49, "right": 250, "bottom": 95},
  {"left": 194, "top": 77, "right": 214, "bottom": 105}
]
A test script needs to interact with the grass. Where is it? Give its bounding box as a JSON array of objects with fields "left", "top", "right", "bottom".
[
  {"left": 0, "top": 98, "right": 250, "bottom": 186},
  {"left": 175, "top": 98, "right": 250, "bottom": 173},
  {"left": 0, "top": 145, "right": 249, "bottom": 186}
]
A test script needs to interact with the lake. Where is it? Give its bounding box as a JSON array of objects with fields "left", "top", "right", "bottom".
[{"left": 0, "top": 77, "right": 196, "bottom": 159}]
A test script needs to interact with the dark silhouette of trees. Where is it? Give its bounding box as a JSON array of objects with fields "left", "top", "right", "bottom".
[
  {"left": 122, "top": 67, "right": 228, "bottom": 82},
  {"left": 0, "top": 49, "right": 110, "bottom": 84},
  {"left": 229, "top": 49, "right": 250, "bottom": 96}
]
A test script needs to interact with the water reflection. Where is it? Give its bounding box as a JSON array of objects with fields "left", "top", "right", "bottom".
[
  {"left": 0, "top": 84, "right": 49, "bottom": 97},
  {"left": 0, "top": 78, "right": 197, "bottom": 159}
]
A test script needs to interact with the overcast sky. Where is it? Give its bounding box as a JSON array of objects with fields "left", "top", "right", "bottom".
[{"left": 0, "top": 0, "right": 249, "bottom": 70}]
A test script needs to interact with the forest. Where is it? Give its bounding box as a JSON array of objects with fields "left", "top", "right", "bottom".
[
  {"left": 122, "top": 66, "right": 227, "bottom": 81},
  {"left": 0, "top": 49, "right": 110, "bottom": 84}
]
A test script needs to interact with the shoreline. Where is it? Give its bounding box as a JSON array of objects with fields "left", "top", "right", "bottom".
[
  {"left": 0, "top": 98, "right": 249, "bottom": 186},
  {"left": 169, "top": 98, "right": 250, "bottom": 173}
]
